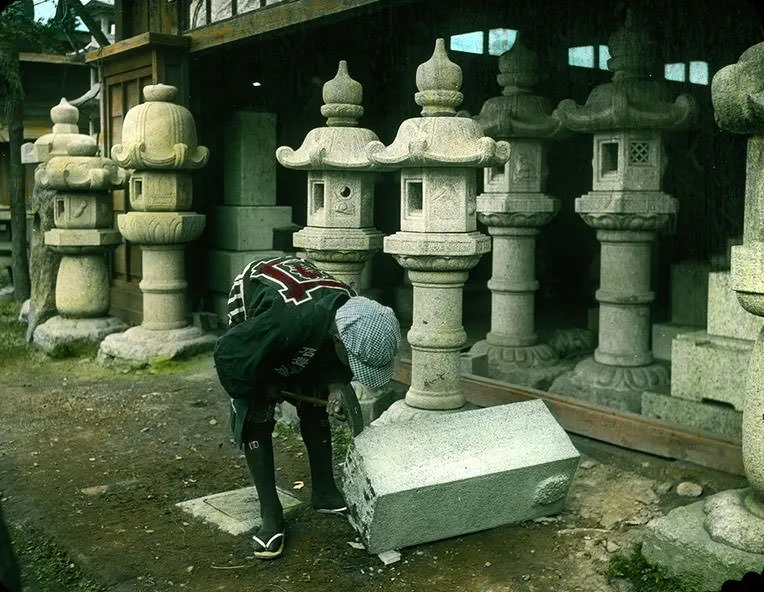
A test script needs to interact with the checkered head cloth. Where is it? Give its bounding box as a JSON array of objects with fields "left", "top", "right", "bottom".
[{"left": 334, "top": 296, "right": 402, "bottom": 388}]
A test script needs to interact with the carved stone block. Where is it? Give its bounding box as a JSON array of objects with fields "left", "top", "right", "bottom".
[
  {"left": 129, "top": 171, "right": 193, "bottom": 212},
  {"left": 399, "top": 169, "right": 476, "bottom": 233},
  {"left": 53, "top": 192, "right": 112, "bottom": 229},
  {"left": 306, "top": 170, "right": 374, "bottom": 228}
]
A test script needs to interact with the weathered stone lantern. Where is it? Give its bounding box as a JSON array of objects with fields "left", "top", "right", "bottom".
[
  {"left": 369, "top": 39, "right": 510, "bottom": 414},
  {"left": 642, "top": 42, "right": 764, "bottom": 589},
  {"left": 32, "top": 125, "right": 127, "bottom": 354},
  {"left": 276, "top": 60, "right": 383, "bottom": 293},
  {"left": 550, "top": 12, "right": 697, "bottom": 411},
  {"left": 99, "top": 84, "right": 216, "bottom": 364},
  {"left": 470, "top": 39, "right": 568, "bottom": 388}
]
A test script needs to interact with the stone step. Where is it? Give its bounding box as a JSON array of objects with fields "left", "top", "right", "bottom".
[{"left": 670, "top": 331, "right": 751, "bottom": 411}]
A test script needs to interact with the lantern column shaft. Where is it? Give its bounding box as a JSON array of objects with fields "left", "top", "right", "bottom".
[{"left": 406, "top": 270, "right": 468, "bottom": 409}]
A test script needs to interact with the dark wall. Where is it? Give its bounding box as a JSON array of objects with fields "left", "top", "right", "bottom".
[{"left": 190, "top": 0, "right": 763, "bottom": 323}]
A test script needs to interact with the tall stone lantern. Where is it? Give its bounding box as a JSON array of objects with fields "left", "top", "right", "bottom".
[
  {"left": 470, "top": 39, "right": 568, "bottom": 388},
  {"left": 99, "top": 84, "right": 216, "bottom": 364},
  {"left": 642, "top": 43, "right": 764, "bottom": 589},
  {"left": 30, "top": 115, "right": 127, "bottom": 355},
  {"left": 550, "top": 12, "right": 697, "bottom": 411},
  {"left": 369, "top": 39, "right": 510, "bottom": 414},
  {"left": 276, "top": 60, "right": 383, "bottom": 293}
]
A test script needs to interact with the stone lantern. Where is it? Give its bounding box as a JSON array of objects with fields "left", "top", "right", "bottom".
[
  {"left": 369, "top": 39, "right": 510, "bottom": 414},
  {"left": 276, "top": 60, "right": 383, "bottom": 293},
  {"left": 469, "top": 39, "right": 568, "bottom": 388},
  {"left": 642, "top": 42, "right": 764, "bottom": 589},
  {"left": 550, "top": 12, "right": 697, "bottom": 411},
  {"left": 99, "top": 84, "right": 216, "bottom": 364},
  {"left": 30, "top": 112, "right": 127, "bottom": 354}
]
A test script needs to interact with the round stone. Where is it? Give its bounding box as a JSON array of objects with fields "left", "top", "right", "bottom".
[{"left": 676, "top": 481, "right": 703, "bottom": 497}]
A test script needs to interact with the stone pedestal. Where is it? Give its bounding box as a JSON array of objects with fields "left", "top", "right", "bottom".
[
  {"left": 343, "top": 400, "right": 580, "bottom": 553},
  {"left": 642, "top": 270, "right": 760, "bottom": 437},
  {"left": 651, "top": 261, "right": 710, "bottom": 361},
  {"left": 643, "top": 42, "right": 764, "bottom": 588},
  {"left": 209, "top": 111, "right": 293, "bottom": 322},
  {"left": 467, "top": 41, "right": 573, "bottom": 389},
  {"left": 550, "top": 12, "right": 697, "bottom": 412},
  {"left": 98, "top": 84, "right": 215, "bottom": 365},
  {"left": 29, "top": 116, "right": 128, "bottom": 355}
]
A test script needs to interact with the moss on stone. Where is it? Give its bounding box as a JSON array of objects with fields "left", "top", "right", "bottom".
[{"left": 608, "top": 545, "right": 704, "bottom": 592}]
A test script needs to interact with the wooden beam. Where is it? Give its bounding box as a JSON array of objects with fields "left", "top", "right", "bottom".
[
  {"left": 66, "top": 0, "right": 112, "bottom": 48},
  {"left": 393, "top": 359, "right": 745, "bottom": 476},
  {"left": 19, "top": 52, "right": 86, "bottom": 65},
  {"left": 86, "top": 32, "right": 189, "bottom": 63},
  {"left": 187, "top": 0, "right": 382, "bottom": 53}
]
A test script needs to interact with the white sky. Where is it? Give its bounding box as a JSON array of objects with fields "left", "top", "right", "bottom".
[{"left": 34, "top": 0, "right": 113, "bottom": 26}]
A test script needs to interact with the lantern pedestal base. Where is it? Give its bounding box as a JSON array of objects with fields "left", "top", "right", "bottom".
[
  {"left": 33, "top": 315, "right": 127, "bottom": 357},
  {"left": 98, "top": 324, "right": 216, "bottom": 367},
  {"left": 549, "top": 356, "right": 669, "bottom": 413},
  {"left": 643, "top": 489, "right": 764, "bottom": 592}
]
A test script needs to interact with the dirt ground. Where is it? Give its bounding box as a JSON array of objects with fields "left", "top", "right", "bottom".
[{"left": 0, "top": 302, "right": 748, "bottom": 592}]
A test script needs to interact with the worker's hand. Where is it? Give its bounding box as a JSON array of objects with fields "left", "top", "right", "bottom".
[{"left": 327, "top": 383, "right": 349, "bottom": 422}]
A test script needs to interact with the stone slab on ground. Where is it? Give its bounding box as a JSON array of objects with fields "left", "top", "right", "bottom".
[
  {"left": 98, "top": 325, "right": 217, "bottom": 367},
  {"left": 707, "top": 271, "right": 763, "bottom": 341},
  {"left": 670, "top": 330, "right": 751, "bottom": 411},
  {"left": 175, "top": 486, "right": 302, "bottom": 536},
  {"left": 642, "top": 496, "right": 764, "bottom": 592},
  {"left": 33, "top": 315, "right": 127, "bottom": 356},
  {"left": 343, "top": 400, "right": 580, "bottom": 554},
  {"left": 207, "top": 249, "right": 283, "bottom": 294},
  {"left": 641, "top": 390, "right": 742, "bottom": 440},
  {"left": 209, "top": 206, "right": 293, "bottom": 251},
  {"left": 651, "top": 322, "right": 699, "bottom": 362}
]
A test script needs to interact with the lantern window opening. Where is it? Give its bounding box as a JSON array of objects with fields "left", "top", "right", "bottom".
[
  {"left": 339, "top": 186, "right": 351, "bottom": 198},
  {"left": 311, "top": 181, "right": 325, "bottom": 214},
  {"left": 56, "top": 199, "right": 65, "bottom": 219},
  {"left": 488, "top": 165, "right": 505, "bottom": 183},
  {"left": 133, "top": 178, "right": 143, "bottom": 202},
  {"left": 629, "top": 142, "right": 650, "bottom": 166},
  {"left": 600, "top": 141, "right": 619, "bottom": 178},
  {"left": 406, "top": 180, "right": 424, "bottom": 217}
]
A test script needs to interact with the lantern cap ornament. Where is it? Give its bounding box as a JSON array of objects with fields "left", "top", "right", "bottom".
[
  {"left": 553, "top": 9, "right": 698, "bottom": 132},
  {"left": 276, "top": 60, "right": 379, "bottom": 170},
  {"left": 111, "top": 83, "right": 209, "bottom": 170},
  {"left": 474, "top": 38, "right": 566, "bottom": 140},
  {"left": 367, "top": 39, "right": 510, "bottom": 168}
]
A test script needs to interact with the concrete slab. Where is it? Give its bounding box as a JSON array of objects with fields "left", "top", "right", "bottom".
[
  {"left": 641, "top": 390, "right": 742, "bottom": 440},
  {"left": 643, "top": 496, "right": 764, "bottom": 592},
  {"left": 670, "top": 331, "right": 751, "bottom": 410},
  {"left": 342, "top": 400, "right": 580, "bottom": 554},
  {"left": 209, "top": 206, "right": 293, "bottom": 251},
  {"left": 175, "top": 486, "right": 302, "bottom": 536}
]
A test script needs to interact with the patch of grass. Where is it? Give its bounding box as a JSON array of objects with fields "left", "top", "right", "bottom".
[
  {"left": 274, "top": 420, "right": 297, "bottom": 441},
  {"left": 10, "top": 524, "right": 106, "bottom": 592},
  {"left": 608, "top": 545, "right": 703, "bottom": 592}
]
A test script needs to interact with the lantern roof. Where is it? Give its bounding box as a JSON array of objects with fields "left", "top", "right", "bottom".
[
  {"left": 367, "top": 38, "right": 510, "bottom": 168},
  {"left": 553, "top": 10, "right": 698, "bottom": 132},
  {"left": 474, "top": 39, "right": 566, "bottom": 140},
  {"left": 276, "top": 60, "right": 379, "bottom": 171}
]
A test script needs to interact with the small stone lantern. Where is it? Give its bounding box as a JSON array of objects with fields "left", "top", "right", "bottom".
[
  {"left": 31, "top": 126, "right": 127, "bottom": 354},
  {"left": 550, "top": 11, "right": 697, "bottom": 411},
  {"left": 642, "top": 42, "right": 764, "bottom": 587},
  {"left": 276, "top": 60, "right": 383, "bottom": 293},
  {"left": 99, "top": 84, "right": 216, "bottom": 364},
  {"left": 369, "top": 39, "right": 509, "bottom": 415},
  {"left": 470, "top": 39, "right": 568, "bottom": 388}
]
